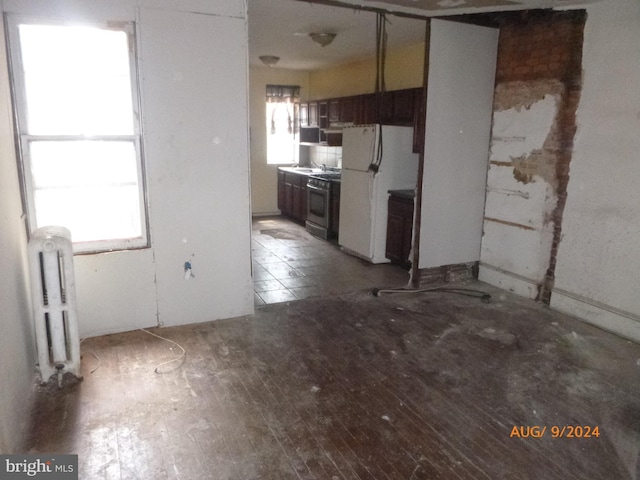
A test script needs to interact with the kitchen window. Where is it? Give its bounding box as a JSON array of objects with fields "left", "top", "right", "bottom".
[
  {"left": 266, "top": 84, "right": 299, "bottom": 165},
  {"left": 6, "top": 16, "right": 148, "bottom": 254}
]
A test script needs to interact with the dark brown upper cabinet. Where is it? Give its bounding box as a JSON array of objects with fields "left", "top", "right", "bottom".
[
  {"left": 339, "top": 97, "right": 355, "bottom": 123},
  {"left": 299, "top": 103, "right": 309, "bottom": 127},
  {"left": 308, "top": 102, "right": 318, "bottom": 126},
  {"left": 299, "top": 88, "right": 423, "bottom": 147},
  {"left": 328, "top": 99, "right": 340, "bottom": 123}
]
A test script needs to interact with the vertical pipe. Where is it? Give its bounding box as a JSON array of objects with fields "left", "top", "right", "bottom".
[
  {"left": 409, "top": 19, "right": 430, "bottom": 288},
  {"left": 41, "top": 245, "right": 66, "bottom": 365},
  {"left": 60, "top": 247, "right": 81, "bottom": 371}
]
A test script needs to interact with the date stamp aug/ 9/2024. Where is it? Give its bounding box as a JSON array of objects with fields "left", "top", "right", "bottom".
[{"left": 510, "top": 425, "right": 601, "bottom": 439}]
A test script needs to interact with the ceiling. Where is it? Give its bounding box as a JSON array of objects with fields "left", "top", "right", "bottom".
[{"left": 247, "top": 0, "right": 596, "bottom": 71}]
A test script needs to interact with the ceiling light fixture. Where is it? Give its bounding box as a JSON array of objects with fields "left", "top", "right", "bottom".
[
  {"left": 259, "top": 55, "right": 280, "bottom": 67},
  {"left": 309, "top": 32, "right": 336, "bottom": 47}
]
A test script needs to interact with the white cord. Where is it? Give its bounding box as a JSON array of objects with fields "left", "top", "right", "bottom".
[
  {"left": 372, "top": 286, "right": 492, "bottom": 303},
  {"left": 88, "top": 351, "right": 101, "bottom": 374},
  {"left": 80, "top": 337, "right": 101, "bottom": 374},
  {"left": 140, "top": 328, "right": 187, "bottom": 374}
]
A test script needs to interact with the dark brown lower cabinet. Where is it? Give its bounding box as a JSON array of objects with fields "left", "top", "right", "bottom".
[
  {"left": 278, "top": 170, "right": 309, "bottom": 224},
  {"left": 386, "top": 190, "right": 415, "bottom": 269},
  {"left": 277, "top": 171, "right": 286, "bottom": 212},
  {"left": 330, "top": 181, "right": 340, "bottom": 236},
  {"left": 292, "top": 183, "right": 303, "bottom": 219},
  {"left": 292, "top": 182, "right": 308, "bottom": 221}
]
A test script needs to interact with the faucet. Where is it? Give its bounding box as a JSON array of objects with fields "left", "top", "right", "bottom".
[{"left": 309, "top": 160, "right": 327, "bottom": 171}]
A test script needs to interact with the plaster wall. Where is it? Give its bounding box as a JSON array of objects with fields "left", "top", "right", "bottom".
[
  {"left": 308, "top": 42, "right": 425, "bottom": 100},
  {"left": 480, "top": 83, "right": 562, "bottom": 298},
  {"left": 550, "top": 0, "right": 640, "bottom": 340},
  {"left": 0, "top": 17, "right": 36, "bottom": 454},
  {"left": 2, "top": 0, "right": 253, "bottom": 337},
  {"left": 418, "top": 20, "right": 497, "bottom": 269},
  {"left": 477, "top": 10, "right": 585, "bottom": 302}
]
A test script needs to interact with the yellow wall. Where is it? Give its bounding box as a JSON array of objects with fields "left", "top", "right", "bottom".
[{"left": 309, "top": 41, "right": 425, "bottom": 100}]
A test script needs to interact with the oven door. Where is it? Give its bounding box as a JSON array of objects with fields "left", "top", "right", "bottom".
[{"left": 306, "top": 184, "right": 330, "bottom": 229}]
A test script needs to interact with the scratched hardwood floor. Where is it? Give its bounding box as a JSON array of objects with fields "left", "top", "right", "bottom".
[{"left": 23, "top": 282, "right": 640, "bottom": 479}]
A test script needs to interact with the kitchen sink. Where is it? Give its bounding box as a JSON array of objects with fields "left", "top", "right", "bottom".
[
  {"left": 280, "top": 167, "right": 324, "bottom": 174},
  {"left": 293, "top": 167, "right": 323, "bottom": 173}
]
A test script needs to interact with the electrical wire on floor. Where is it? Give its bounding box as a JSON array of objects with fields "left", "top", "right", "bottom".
[
  {"left": 80, "top": 337, "right": 101, "bottom": 374},
  {"left": 140, "top": 328, "right": 187, "bottom": 374},
  {"left": 372, "top": 286, "right": 492, "bottom": 303},
  {"left": 87, "top": 351, "right": 101, "bottom": 374}
]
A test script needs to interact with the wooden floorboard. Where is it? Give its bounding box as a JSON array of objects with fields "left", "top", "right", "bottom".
[{"left": 23, "top": 285, "right": 640, "bottom": 479}]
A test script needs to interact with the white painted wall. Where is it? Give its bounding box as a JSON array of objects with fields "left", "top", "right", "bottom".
[
  {"left": 1, "top": 0, "right": 253, "bottom": 337},
  {"left": 0, "top": 19, "right": 36, "bottom": 453},
  {"left": 249, "top": 66, "right": 310, "bottom": 215},
  {"left": 418, "top": 19, "right": 498, "bottom": 269},
  {"left": 1, "top": 0, "right": 245, "bottom": 19},
  {"left": 140, "top": 7, "right": 253, "bottom": 327},
  {"left": 550, "top": 0, "right": 640, "bottom": 340}
]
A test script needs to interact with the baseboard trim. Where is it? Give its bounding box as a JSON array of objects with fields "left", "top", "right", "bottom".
[
  {"left": 550, "top": 287, "right": 640, "bottom": 343},
  {"left": 252, "top": 211, "right": 282, "bottom": 218},
  {"left": 478, "top": 263, "right": 540, "bottom": 300}
]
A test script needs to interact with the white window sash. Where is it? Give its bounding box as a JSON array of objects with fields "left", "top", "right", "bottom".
[
  {"left": 20, "top": 135, "right": 149, "bottom": 254},
  {"left": 6, "top": 15, "right": 149, "bottom": 254}
]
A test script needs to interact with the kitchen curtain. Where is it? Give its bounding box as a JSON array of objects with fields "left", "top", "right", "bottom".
[
  {"left": 266, "top": 84, "right": 300, "bottom": 135},
  {"left": 265, "top": 85, "right": 300, "bottom": 164}
]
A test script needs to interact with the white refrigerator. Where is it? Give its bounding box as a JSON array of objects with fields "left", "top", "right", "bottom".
[{"left": 338, "top": 125, "right": 419, "bottom": 263}]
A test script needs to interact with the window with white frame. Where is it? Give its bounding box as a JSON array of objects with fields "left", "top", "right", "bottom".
[
  {"left": 266, "top": 84, "right": 299, "bottom": 165},
  {"left": 6, "top": 16, "right": 148, "bottom": 254}
]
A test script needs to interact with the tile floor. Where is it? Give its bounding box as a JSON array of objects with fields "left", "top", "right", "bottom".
[{"left": 252, "top": 216, "right": 410, "bottom": 306}]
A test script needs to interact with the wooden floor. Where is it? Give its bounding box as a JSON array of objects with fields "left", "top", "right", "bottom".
[{"left": 24, "top": 282, "right": 640, "bottom": 479}]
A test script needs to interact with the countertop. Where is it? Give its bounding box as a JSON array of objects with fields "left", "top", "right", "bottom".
[
  {"left": 279, "top": 166, "right": 342, "bottom": 177},
  {"left": 278, "top": 166, "right": 325, "bottom": 175}
]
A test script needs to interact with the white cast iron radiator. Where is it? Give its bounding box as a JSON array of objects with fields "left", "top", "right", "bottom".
[{"left": 28, "top": 226, "right": 82, "bottom": 385}]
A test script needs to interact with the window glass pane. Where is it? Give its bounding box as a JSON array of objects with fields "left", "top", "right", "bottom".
[
  {"left": 30, "top": 141, "right": 142, "bottom": 242},
  {"left": 34, "top": 185, "right": 141, "bottom": 243},
  {"left": 18, "top": 24, "right": 134, "bottom": 135},
  {"left": 266, "top": 101, "right": 296, "bottom": 165}
]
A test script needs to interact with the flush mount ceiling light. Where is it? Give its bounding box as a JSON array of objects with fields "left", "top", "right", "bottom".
[
  {"left": 259, "top": 55, "right": 280, "bottom": 67},
  {"left": 309, "top": 32, "right": 336, "bottom": 47}
]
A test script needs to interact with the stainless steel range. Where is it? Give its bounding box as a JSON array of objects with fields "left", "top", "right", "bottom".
[{"left": 306, "top": 172, "right": 341, "bottom": 240}]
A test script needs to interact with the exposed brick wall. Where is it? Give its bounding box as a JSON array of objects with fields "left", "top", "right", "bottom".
[
  {"left": 495, "top": 10, "right": 586, "bottom": 86},
  {"left": 418, "top": 262, "right": 479, "bottom": 287},
  {"left": 496, "top": 10, "right": 585, "bottom": 304},
  {"left": 416, "top": 11, "right": 585, "bottom": 296}
]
